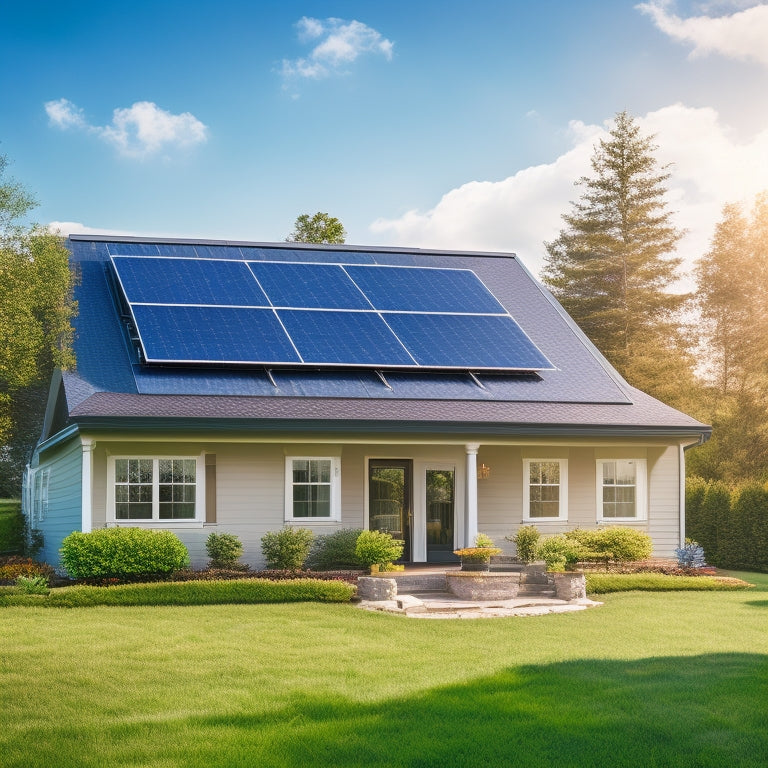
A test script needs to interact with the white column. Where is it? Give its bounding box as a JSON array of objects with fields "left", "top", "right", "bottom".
[
  {"left": 465, "top": 443, "right": 479, "bottom": 546},
  {"left": 81, "top": 439, "right": 94, "bottom": 533}
]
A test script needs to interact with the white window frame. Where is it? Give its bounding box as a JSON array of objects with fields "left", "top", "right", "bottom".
[
  {"left": 106, "top": 455, "right": 205, "bottom": 526},
  {"left": 30, "top": 468, "right": 50, "bottom": 526},
  {"left": 284, "top": 457, "right": 341, "bottom": 523},
  {"left": 522, "top": 459, "right": 568, "bottom": 521},
  {"left": 596, "top": 458, "right": 647, "bottom": 522}
]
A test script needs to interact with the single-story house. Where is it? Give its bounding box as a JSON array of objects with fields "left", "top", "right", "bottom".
[{"left": 24, "top": 235, "right": 710, "bottom": 569}]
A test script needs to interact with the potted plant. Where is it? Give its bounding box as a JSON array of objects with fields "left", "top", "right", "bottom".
[{"left": 453, "top": 533, "right": 501, "bottom": 571}]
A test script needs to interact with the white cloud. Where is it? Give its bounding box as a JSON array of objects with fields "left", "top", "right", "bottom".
[
  {"left": 370, "top": 105, "right": 768, "bottom": 286},
  {"left": 281, "top": 17, "right": 393, "bottom": 81},
  {"left": 44, "top": 99, "right": 208, "bottom": 158},
  {"left": 47, "top": 221, "right": 142, "bottom": 237},
  {"left": 637, "top": 1, "right": 768, "bottom": 67}
]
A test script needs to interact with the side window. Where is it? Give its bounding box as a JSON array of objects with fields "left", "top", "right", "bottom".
[{"left": 523, "top": 459, "right": 567, "bottom": 521}]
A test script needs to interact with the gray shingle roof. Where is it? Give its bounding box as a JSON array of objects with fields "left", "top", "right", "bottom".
[{"left": 61, "top": 235, "right": 710, "bottom": 439}]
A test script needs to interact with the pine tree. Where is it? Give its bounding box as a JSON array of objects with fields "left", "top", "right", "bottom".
[{"left": 542, "top": 112, "right": 692, "bottom": 402}]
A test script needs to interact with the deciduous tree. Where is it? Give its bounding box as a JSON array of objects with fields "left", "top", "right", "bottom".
[
  {"left": 286, "top": 212, "right": 346, "bottom": 244},
  {"left": 0, "top": 155, "right": 75, "bottom": 494}
]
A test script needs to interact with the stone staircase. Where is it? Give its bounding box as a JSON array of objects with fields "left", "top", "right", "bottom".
[{"left": 385, "top": 562, "right": 556, "bottom": 600}]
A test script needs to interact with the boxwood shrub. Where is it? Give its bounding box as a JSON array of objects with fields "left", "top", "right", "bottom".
[
  {"left": 261, "top": 527, "right": 314, "bottom": 570},
  {"left": 307, "top": 528, "right": 363, "bottom": 569},
  {"left": 60, "top": 528, "right": 190, "bottom": 579}
]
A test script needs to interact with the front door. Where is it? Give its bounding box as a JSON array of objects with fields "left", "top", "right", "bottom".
[
  {"left": 425, "top": 468, "right": 458, "bottom": 563},
  {"left": 368, "top": 459, "right": 412, "bottom": 562}
]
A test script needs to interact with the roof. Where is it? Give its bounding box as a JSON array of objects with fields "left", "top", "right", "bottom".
[{"left": 48, "top": 234, "right": 710, "bottom": 441}]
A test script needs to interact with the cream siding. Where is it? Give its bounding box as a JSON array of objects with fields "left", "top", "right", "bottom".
[{"left": 41, "top": 434, "right": 685, "bottom": 569}]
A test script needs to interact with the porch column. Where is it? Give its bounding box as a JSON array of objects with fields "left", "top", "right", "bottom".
[
  {"left": 81, "top": 439, "right": 94, "bottom": 533},
  {"left": 465, "top": 443, "right": 480, "bottom": 546}
]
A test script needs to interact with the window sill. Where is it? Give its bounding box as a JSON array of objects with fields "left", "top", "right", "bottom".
[
  {"left": 106, "top": 520, "right": 204, "bottom": 529},
  {"left": 597, "top": 518, "right": 647, "bottom": 524}
]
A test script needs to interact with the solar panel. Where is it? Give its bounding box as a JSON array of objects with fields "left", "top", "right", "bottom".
[
  {"left": 278, "top": 310, "right": 414, "bottom": 366},
  {"left": 113, "top": 257, "right": 269, "bottom": 306},
  {"left": 112, "top": 253, "right": 553, "bottom": 371},
  {"left": 132, "top": 305, "right": 300, "bottom": 364},
  {"left": 249, "top": 262, "right": 371, "bottom": 310},
  {"left": 345, "top": 265, "right": 506, "bottom": 314},
  {"left": 383, "top": 313, "right": 552, "bottom": 370}
]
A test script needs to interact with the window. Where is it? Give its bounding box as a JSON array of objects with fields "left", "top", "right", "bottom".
[
  {"left": 285, "top": 457, "right": 341, "bottom": 521},
  {"left": 596, "top": 459, "right": 646, "bottom": 521},
  {"left": 31, "top": 469, "right": 50, "bottom": 526},
  {"left": 109, "top": 457, "right": 200, "bottom": 523},
  {"left": 523, "top": 459, "right": 567, "bottom": 520}
]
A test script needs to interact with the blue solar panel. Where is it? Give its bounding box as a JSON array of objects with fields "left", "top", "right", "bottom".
[
  {"left": 278, "top": 310, "right": 414, "bottom": 366},
  {"left": 384, "top": 313, "right": 552, "bottom": 370},
  {"left": 113, "top": 257, "right": 269, "bottom": 306},
  {"left": 249, "top": 262, "right": 370, "bottom": 309},
  {"left": 132, "top": 305, "right": 300, "bottom": 363},
  {"left": 107, "top": 243, "right": 160, "bottom": 256},
  {"left": 112, "top": 253, "right": 553, "bottom": 371},
  {"left": 345, "top": 265, "right": 506, "bottom": 314}
]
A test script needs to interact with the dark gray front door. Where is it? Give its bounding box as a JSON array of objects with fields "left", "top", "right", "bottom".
[
  {"left": 368, "top": 459, "right": 412, "bottom": 562},
  {"left": 425, "top": 468, "right": 458, "bottom": 563}
]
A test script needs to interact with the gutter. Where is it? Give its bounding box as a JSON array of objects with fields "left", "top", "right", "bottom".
[{"left": 35, "top": 424, "right": 80, "bottom": 456}]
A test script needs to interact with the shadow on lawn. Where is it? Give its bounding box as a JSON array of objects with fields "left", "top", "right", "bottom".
[{"left": 183, "top": 653, "right": 767, "bottom": 768}]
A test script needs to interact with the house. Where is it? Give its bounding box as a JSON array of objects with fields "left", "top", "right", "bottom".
[{"left": 24, "top": 235, "right": 710, "bottom": 569}]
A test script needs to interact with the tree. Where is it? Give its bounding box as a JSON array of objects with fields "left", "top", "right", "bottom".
[
  {"left": 688, "top": 193, "right": 768, "bottom": 482},
  {"left": 542, "top": 111, "right": 693, "bottom": 405},
  {"left": 0, "top": 155, "right": 75, "bottom": 495},
  {"left": 286, "top": 212, "right": 346, "bottom": 244}
]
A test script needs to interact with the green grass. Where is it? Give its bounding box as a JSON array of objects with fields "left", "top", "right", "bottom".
[{"left": 1, "top": 572, "right": 766, "bottom": 768}]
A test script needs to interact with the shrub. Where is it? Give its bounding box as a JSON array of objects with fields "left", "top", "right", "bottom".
[
  {"left": 0, "top": 578, "right": 356, "bottom": 608},
  {"left": 565, "top": 527, "right": 652, "bottom": 562},
  {"left": 307, "top": 528, "right": 363, "bottom": 569},
  {"left": 60, "top": 528, "right": 190, "bottom": 579},
  {"left": 206, "top": 532, "right": 245, "bottom": 569},
  {"left": 585, "top": 573, "right": 752, "bottom": 594},
  {"left": 535, "top": 535, "right": 581, "bottom": 571},
  {"left": 0, "top": 500, "right": 25, "bottom": 555},
  {"left": 728, "top": 484, "right": 768, "bottom": 571},
  {"left": 511, "top": 525, "right": 540, "bottom": 563},
  {"left": 354, "top": 530, "right": 404, "bottom": 568},
  {"left": 15, "top": 574, "right": 50, "bottom": 595},
  {"left": 675, "top": 539, "right": 706, "bottom": 568},
  {"left": 694, "top": 480, "right": 731, "bottom": 567},
  {"left": 260, "top": 527, "right": 314, "bottom": 570},
  {"left": 0, "top": 556, "right": 56, "bottom": 582},
  {"left": 474, "top": 533, "right": 495, "bottom": 548}
]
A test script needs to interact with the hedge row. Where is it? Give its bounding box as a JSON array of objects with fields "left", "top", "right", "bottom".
[
  {"left": 686, "top": 477, "right": 768, "bottom": 572},
  {"left": 585, "top": 573, "right": 752, "bottom": 594},
  {"left": 0, "top": 577, "right": 356, "bottom": 608}
]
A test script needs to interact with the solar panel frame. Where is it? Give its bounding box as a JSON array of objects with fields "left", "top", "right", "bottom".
[{"left": 111, "top": 254, "right": 554, "bottom": 372}]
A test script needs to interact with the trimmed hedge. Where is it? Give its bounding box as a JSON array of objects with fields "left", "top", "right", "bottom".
[
  {"left": 0, "top": 577, "right": 355, "bottom": 608},
  {"left": 586, "top": 572, "right": 753, "bottom": 594},
  {"left": 686, "top": 477, "right": 768, "bottom": 572},
  {"left": 61, "top": 528, "right": 190, "bottom": 579}
]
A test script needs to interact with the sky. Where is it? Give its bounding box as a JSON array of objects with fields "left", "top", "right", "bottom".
[{"left": 1, "top": 0, "right": 767, "bottom": 281}]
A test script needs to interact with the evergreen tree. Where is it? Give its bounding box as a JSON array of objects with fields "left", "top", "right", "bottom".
[
  {"left": 688, "top": 193, "right": 768, "bottom": 483},
  {"left": 542, "top": 112, "right": 692, "bottom": 403}
]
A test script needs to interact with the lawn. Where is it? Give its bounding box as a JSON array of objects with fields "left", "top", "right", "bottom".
[{"left": 1, "top": 572, "right": 766, "bottom": 768}]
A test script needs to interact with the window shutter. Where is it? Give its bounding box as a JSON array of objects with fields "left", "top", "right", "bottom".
[{"left": 205, "top": 454, "right": 217, "bottom": 523}]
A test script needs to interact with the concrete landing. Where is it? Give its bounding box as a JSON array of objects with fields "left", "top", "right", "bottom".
[{"left": 358, "top": 591, "right": 602, "bottom": 619}]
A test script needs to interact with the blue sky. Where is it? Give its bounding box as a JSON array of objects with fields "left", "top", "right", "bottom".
[{"left": 1, "top": 0, "right": 767, "bottom": 278}]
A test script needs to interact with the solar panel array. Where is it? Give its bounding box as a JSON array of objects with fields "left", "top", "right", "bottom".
[{"left": 110, "top": 255, "right": 553, "bottom": 371}]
